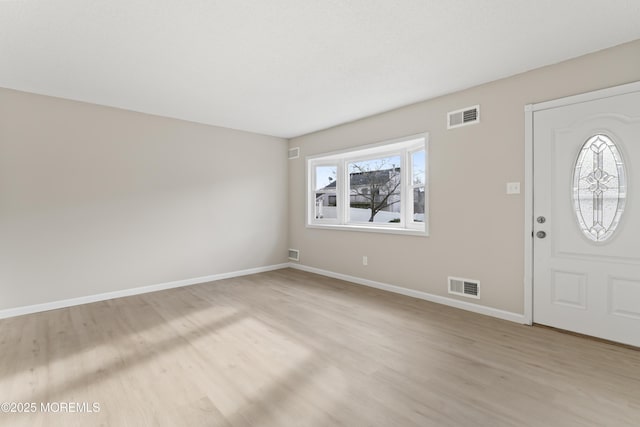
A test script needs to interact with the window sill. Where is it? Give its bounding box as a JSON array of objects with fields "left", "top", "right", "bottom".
[{"left": 306, "top": 223, "right": 428, "bottom": 237}]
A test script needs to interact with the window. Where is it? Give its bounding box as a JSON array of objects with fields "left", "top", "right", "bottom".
[
  {"left": 572, "top": 134, "right": 626, "bottom": 242},
  {"left": 307, "top": 133, "right": 428, "bottom": 235},
  {"left": 314, "top": 165, "right": 338, "bottom": 220}
]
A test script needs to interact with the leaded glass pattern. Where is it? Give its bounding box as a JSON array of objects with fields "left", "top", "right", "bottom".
[{"left": 572, "top": 134, "right": 626, "bottom": 242}]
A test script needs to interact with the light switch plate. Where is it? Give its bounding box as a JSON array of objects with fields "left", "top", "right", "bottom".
[{"left": 506, "top": 182, "right": 520, "bottom": 194}]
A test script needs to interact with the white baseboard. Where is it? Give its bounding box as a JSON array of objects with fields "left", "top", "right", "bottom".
[
  {"left": 0, "top": 263, "right": 290, "bottom": 320},
  {"left": 1, "top": 262, "right": 526, "bottom": 324},
  {"left": 289, "top": 263, "right": 526, "bottom": 324}
]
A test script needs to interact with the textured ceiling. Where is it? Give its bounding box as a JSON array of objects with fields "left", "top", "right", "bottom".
[{"left": 1, "top": 1, "right": 640, "bottom": 138}]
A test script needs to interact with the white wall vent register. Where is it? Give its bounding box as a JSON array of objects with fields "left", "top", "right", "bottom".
[
  {"left": 448, "top": 276, "right": 480, "bottom": 299},
  {"left": 288, "top": 249, "right": 300, "bottom": 261},
  {"left": 447, "top": 105, "right": 480, "bottom": 129},
  {"left": 288, "top": 147, "right": 300, "bottom": 160}
]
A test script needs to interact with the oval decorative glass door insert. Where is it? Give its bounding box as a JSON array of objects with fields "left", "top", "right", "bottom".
[{"left": 573, "top": 134, "right": 627, "bottom": 242}]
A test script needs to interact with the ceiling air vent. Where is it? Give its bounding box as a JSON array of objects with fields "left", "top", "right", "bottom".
[
  {"left": 288, "top": 147, "right": 300, "bottom": 160},
  {"left": 448, "top": 276, "right": 480, "bottom": 299},
  {"left": 288, "top": 249, "right": 300, "bottom": 262},
  {"left": 447, "top": 105, "right": 480, "bottom": 129}
]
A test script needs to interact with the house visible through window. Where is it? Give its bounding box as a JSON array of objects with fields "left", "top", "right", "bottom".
[
  {"left": 314, "top": 165, "right": 337, "bottom": 219},
  {"left": 307, "top": 133, "right": 428, "bottom": 235}
]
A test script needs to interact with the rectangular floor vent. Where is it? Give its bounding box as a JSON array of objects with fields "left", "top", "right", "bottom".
[
  {"left": 447, "top": 105, "right": 480, "bottom": 129},
  {"left": 288, "top": 147, "right": 300, "bottom": 160},
  {"left": 448, "top": 276, "right": 480, "bottom": 299},
  {"left": 288, "top": 249, "right": 300, "bottom": 262}
]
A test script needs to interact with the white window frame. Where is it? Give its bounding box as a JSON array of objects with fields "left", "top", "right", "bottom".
[
  {"left": 310, "top": 161, "right": 341, "bottom": 225},
  {"left": 306, "top": 133, "right": 428, "bottom": 236}
]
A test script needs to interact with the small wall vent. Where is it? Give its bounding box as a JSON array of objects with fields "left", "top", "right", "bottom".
[
  {"left": 288, "top": 249, "right": 300, "bottom": 262},
  {"left": 448, "top": 276, "right": 480, "bottom": 299},
  {"left": 447, "top": 105, "right": 480, "bottom": 129},
  {"left": 288, "top": 147, "right": 300, "bottom": 160}
]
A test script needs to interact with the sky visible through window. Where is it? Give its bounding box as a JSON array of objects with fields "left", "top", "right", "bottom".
[
  {"left": 315, "top": 151, "right": 425, "bottom": 191},
  {"left": 413, "top": 150, "right": 425, "bottom": 184},
  {"left": 315, "top": 166, "right": 337, "bottom": 191}
]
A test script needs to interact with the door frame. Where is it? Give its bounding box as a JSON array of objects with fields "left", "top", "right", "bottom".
[{"left": 523, "top": 80, "right": 640, "bottom": 326}]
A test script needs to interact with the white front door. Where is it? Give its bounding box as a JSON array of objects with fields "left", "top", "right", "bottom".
[{"left": 533, "top": 87, "right": 640, "bottom": 347}]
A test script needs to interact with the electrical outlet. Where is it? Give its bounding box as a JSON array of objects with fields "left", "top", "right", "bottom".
[{"left": 362, "top": 256, "right": 368, "bottom": 266}]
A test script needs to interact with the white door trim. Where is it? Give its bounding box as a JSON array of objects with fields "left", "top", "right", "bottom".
[
  {"left": 524, "top": 104, "right": 534, "bottom": 325},
  {"left": 524, "top": 80, "right": 640, "bottom": 326}
]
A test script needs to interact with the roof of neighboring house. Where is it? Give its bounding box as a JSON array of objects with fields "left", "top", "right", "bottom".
[
  {"left": 319, "top": 167, "right": 400, "bottom": 190},
  {"left": 321, "top": 180, "right": 337, "bottom": 189}
]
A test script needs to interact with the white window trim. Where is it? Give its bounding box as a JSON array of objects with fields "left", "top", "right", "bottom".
[{"left": 306, "top": 133, "right": 429, "bottom": 236}]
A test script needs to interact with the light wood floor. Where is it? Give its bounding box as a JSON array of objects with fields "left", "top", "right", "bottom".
[{"left": 1, "top": 268, "right": 639, "bottom": 427}]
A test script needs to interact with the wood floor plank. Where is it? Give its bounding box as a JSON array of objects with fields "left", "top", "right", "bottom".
[{"left": 0, "top": 268, "right": 639, "bottom": 426}]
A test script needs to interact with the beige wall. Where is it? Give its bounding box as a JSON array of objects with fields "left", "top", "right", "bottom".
[
  {"left": 0, "top": 88, "right": 288, "bottom": 310},
  {"left": 288, "top": 39, "right": 640, "bottom": 315},
  {"left": 2, "top": 39, "right": 639, "bottom": 315}
]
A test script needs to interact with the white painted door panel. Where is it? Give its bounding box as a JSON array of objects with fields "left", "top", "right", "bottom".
[{"left": 533, "top": 90, "right": 640, "bottom": 347}]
